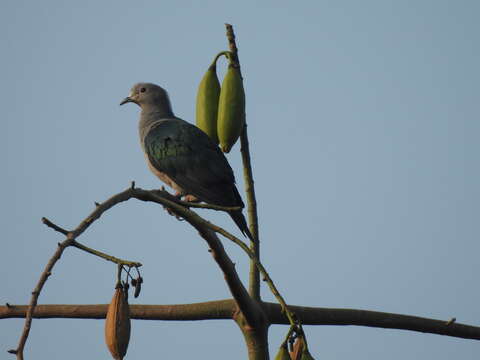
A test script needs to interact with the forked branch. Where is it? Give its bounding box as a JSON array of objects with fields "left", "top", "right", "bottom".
[{"left": 9, "top": 185, "right": 263, "bottom": 359}]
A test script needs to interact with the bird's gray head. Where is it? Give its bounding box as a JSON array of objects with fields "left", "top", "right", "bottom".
[{"left": 120, "top": 83, "right": 173, "bottom": 115}]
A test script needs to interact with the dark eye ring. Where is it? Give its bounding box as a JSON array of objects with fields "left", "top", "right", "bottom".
[{"left": 140, "top": 87, "right": 146, "bottom": 93}]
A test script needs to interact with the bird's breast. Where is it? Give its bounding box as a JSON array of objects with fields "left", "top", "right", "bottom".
[{"left": 144, "top": 153, "right": 183, "bottom": 193}]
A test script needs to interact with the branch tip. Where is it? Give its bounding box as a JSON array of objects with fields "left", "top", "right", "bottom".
[
  {"left": 42, "top": 217, "right": 69, "bottom": 235},
  {"left": 7, "top": 349, "right": 17, "bottom": 355},
  {"left": 130, "top": 181, "right": 136, "bottom": 189}
]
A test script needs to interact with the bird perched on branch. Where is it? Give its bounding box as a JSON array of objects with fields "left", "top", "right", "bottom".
[{"left": 120, "top": 82, "right": 253, "bottom": 241}]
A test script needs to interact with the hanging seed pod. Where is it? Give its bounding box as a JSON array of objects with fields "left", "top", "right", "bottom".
[
  {"left": 290, "top": 335, "right": 305, "bottom": 360},
  {"left": 300, "top": 347, "right": 316, "bottom": 360},
  {"left": 105, "top": 283, "right": 131, "bottom": 360},
  {"left": 196, "top": 52, "right": 225, "bottom": 144},
  {"left": 133, "top": 276, "right": 143, "bottom": 298},
  {"left": 217, "top": 53, "right": 245, "bottom": 153},
  {"left": 293, "top": 332, "right": 316, "bottom": 360},
  {"left": 274, "top": 343, "right": 291, "bottom": 360}
]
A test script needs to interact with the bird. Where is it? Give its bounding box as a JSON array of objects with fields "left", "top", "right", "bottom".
[{"left": 120, "top": 82, "right": 254, "bottom": 242}]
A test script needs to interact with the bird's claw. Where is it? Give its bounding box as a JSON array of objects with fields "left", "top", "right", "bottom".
[{"left": 183, "top": 194, "right": 200, "bottom": 203}]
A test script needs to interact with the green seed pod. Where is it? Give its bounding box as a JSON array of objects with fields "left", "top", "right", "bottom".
[
  {"left": 196, "top": 61, "right": 221, "bottom": 144},
  {"left": 217, "top": 60, "right": 245, "bottom": 153},
  {"left": 300, "top": 347, "right": 316, "bottom": 360},
  {"left": 274, "top": 343, "right": 291, "bottom": 360}
]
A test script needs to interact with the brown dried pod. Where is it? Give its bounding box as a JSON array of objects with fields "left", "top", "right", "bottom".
[
  {"left": 105, "top": 283, "right": 131, "bottom": 360},
  {"left": 289, "top": 335, "right": 304, "bottom": 360},
  {"left": 291, "top": 333, "right": 316, "bottom": 360},
  {"left": 133, "top": 279, "right": 142, "bottom": 298}
]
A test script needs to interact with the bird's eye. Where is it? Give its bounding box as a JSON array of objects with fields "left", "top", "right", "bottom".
[{"left": 140, "top": 87, "right": 146, "bottom": 93}]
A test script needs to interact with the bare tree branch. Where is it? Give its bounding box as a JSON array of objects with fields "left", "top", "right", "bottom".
[
  {"left": 264, "top": 302, "right": 480, "bottom": 340},
  {"left": 134, "top": 188, "right": 265, "bottom": 327},
  {"left": 1, "top": 300, "right": 235, "bottom": 321},
  {"left": 9, "top": 238, "right": 72, "bottom": 359},
  {"left": 11, "top": 185, "right": 265, "bottom": 358},
  {"left": 3, "top": 301, "right": 479, "bottom": 341}
]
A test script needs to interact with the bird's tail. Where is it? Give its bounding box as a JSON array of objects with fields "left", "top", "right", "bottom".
[{"left": 229, "top": 210, "right": 255, "bottom": 242}]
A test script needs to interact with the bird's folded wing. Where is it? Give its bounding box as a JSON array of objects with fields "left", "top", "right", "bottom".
[{"left": 143, "top": 119, "right": 241, "bottom": 206}]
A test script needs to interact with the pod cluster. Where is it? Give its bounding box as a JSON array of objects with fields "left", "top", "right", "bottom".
[{"left": 196, "top": 51, "right": 246, "bottom": 153}]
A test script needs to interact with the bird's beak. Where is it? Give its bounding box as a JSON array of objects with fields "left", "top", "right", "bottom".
[{"left": 120, "top": 97, "right": 134, "bottom": 106}]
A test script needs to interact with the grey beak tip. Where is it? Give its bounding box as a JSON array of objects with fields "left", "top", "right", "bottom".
[{"left": 120, "top": 97, "right": 131, "bottom": 106}]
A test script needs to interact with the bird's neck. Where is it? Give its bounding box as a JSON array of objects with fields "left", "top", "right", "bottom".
[
  {"left": 138, "top": 108, "right": 174, "bottom": 143},
  {"left": 141, "top": 108, "right": 174, "bottom": 119},
  {"left": 140, "top": 101, "right": 174, "bottom": 117}
]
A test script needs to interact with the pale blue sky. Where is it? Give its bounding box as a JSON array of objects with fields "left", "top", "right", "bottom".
[{"left": 1, "top": 1, "right": 479, "bottom": 359}]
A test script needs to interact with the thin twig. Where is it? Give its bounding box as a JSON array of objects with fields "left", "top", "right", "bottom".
[
  {"left": 42, "top": 217, "right": 142, "bottom": 267},
  {"left": 71, "top": 240, "right": 142, "bottom": 267},
  {"left": 41, "top": 217, "right": 69, "bottom": 235}
]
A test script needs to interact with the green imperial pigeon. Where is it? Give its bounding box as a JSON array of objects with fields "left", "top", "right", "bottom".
[{"left": 120, "top": 82, "right": 254, "bottom": 241}]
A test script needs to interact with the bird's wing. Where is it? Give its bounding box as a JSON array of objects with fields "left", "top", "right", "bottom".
[{"left": 143, "top": 119, "right": 243, "bottom": 207}]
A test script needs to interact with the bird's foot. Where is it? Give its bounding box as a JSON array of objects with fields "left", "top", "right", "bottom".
[
  {"left": 173, "top": 191, "right": 184, "bottom": 199},
  {"left": 173, "top": 191, "right": 200, "bottom": 203},
  {"left": 183, "top": 194, "right": 200, "bottom": 203}
]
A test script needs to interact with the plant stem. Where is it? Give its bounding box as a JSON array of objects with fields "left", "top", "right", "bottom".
[{"left": 225, "top": 23, "right": 261, "bottom": 302}]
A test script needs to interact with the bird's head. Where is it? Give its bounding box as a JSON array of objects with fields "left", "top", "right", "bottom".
[{"left": 120, "top": 83, "right": 172, "bottom": 111}]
